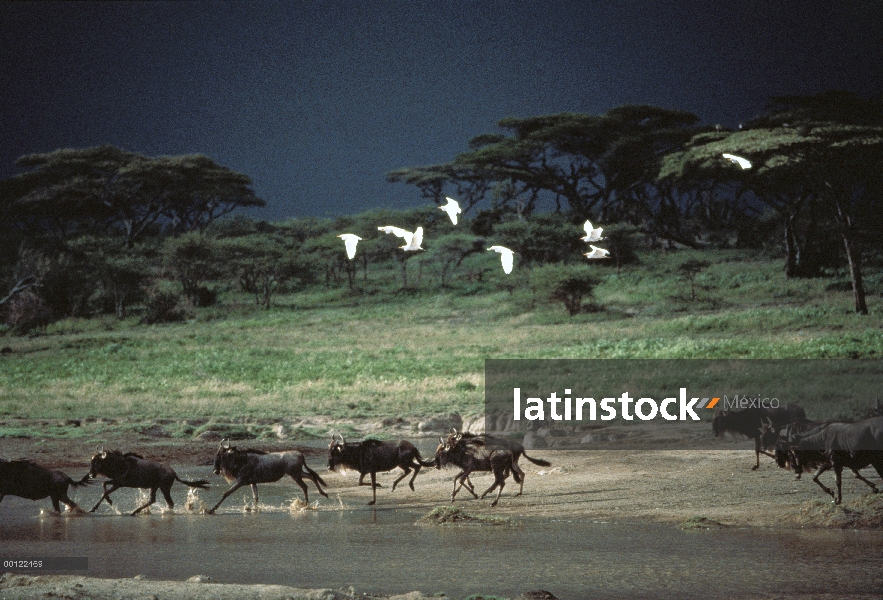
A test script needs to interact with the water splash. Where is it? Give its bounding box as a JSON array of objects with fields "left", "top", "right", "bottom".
[
  {"left": 289, "top": 498, "right": 319, "bottom": 513},
  {"left": 184, "top": 488, "right": 206, "bottom": 513}
]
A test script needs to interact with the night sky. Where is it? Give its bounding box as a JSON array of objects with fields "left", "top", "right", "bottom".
[{"left": 2, "top": 1, "right": 881, "bottom": 222}]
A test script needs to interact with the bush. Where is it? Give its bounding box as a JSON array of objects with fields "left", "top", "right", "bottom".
[
  {"left": 527, "top": 263, "right": 600, "bottom": 316},
  {"left": 5, "top": 291, "right": 54, "bottom": 334},
  {"left": 141, "top": 290, "right": 185, "bottom": 324}
]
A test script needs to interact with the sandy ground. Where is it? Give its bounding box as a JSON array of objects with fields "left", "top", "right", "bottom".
[{"left": 2, "top": 424, "right": 882, "bottom": 599}]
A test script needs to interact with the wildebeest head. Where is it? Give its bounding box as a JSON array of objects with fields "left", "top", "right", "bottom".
[
  {"left": 711, "top": 410, "right": 728, "bottom": 437},
  {"left": 758, "top": 416, "right": 778, "bottom": 450},
  {"left": 213, "top": 439, "right": 241, "bottom": 479},
  {"left": 327, "top": 433, "right": 347, "bottom": 471},
  {"left": 89, "top": 445, "right": 124, "bottom": 479}
]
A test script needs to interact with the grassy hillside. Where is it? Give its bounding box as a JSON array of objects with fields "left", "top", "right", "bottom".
[{"left": 1, "top": 248, "right": 881, "bottom": 426}]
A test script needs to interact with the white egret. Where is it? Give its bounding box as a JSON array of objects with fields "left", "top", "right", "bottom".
[
  {"left": 722, "top": 153, "right": 752, "bottom": 169},
  {"left": 440, "top": 197, "right": 462, "bottom": 225},
  {"left": 581, "top": 219, "right": 603, "bottom": 242},
  {"left": 378, "top": 225, "right": 423, "bottom": 251},
  {"left": 584, "top": 245, "right": 610, "bottom": 259},
  {"left": 337, "top": 234, "right": 362, "bottom": 260},
  {"left": 487, "top": 245, "right": 515, "bottom": 274}
]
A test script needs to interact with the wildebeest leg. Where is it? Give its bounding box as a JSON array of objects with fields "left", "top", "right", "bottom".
[
  {"left": 810, "top": 465, "right": 835, "bottom": 501},
  {"left": 207, "top": 480, "right": 248, "bottom": 514},
  {"left": 752, "top": 438, "right": 761, "bottom": 470},
  {"left": 833, "top": 464, "right": 843, "bottom": 505},
  {"left": 357, "top": 473, "right": 382, "bottom": 487},
  {"left": 391, "top": 466, "right": 410, "bottom": 491},
  {"left": 452, "top": 469, "right": 478, "bottom": 502},
  {"left": 480, "top": 471, "right": 507, "bottom": 507},
  {"left": 849, "top": 468, "right": 880, "bottom": 493},
  {"left": 368, "top": 471, "right": 377, "bottom": 505},
  {"left": 290, "top": 474, "right": 309, "bottom": 503},
  {"left": 511, "top": 462, "right": 525, "bottom": 496},
  {"left": 302, "top": 467, "right": 328, "bottom": 499},
  {"left": 132, "top": 487, "right": 158, "bottom": 515},
  {"left": 407, "top": 462, "right": 422, "bottom": 491},
  {"left": 160, "top": 484, "right": 175, "bottom": 510},
  {"left": 51, "top": 495, "right": 62, "bottom": 512},
  {"left": 59, "top": 494, "right": 79, "bottom": 512},
  {"left": 90, "top": 482, "right": 121, "bottom": 512},
  {"left": 251, "top": 483, "right": 260, "bottom": 507}
]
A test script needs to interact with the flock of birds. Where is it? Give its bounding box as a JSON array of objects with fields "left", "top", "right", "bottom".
[
  {"left": 335, "top": 153, "right": 751, "bottom": 275},
  {"left": 336, "top": 197, "right": 610, "bottom": 275}
]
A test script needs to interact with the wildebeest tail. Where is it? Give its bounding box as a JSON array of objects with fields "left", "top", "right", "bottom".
[
  {"left": 523, "top": 453, "right": 551, "bottom": 467},
  {"left": 304, "top": 464, "right": 328, "bottom": 488},
  {"left": 176, "top": 476, "right": 211, "bottom": 490},
  {"left": 70, "top": 473, "right": 93, "bottom": 488},
  {"left": 415, "top": 451, "right": 435, "bottom": 468}
]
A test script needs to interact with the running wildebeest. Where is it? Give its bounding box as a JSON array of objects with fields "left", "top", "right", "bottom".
[
  {"left": 88, "top": 448, "right": 210, "bottom": 515},
  {"left": 781, "top": 417, "right": 883, "bottom": 504},
  {"left": 434, "top": 437, "right": 520, "bottom": 507},
  {"left": 207, "top": 440, "right": 328, "bottom": 514},
  {"left": 0, "top": 458, "right": 91, "bottom": 513},
  {"left": 446, "top": 428, "right": 551, "bottom": 496},
  {"left": 760, "top": 417, "right": 825, "bottom": 478},
  {"left": 711, "top": 404, "right": 806, "bottom": 469},
  {"left": 327, "top": 434, "right": 434, "bottom": 505}
]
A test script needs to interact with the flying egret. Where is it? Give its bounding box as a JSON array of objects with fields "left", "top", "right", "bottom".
[
  {"left": 487, "top": 245, "right": 515, "bottom": 274},
  {"left": 722, "top": 153, "right": 752, "bottom": 169},
  {"left": 378, "top": 225, "right": 423, "bottom": 251},
  {"left": 581, "top": 219, "right": 603, "bottom": 242},
  {"left": 337, "top": 234, "right": 362, "bottom": 260},
  {"left": 584, "top": 245, "right": 610, "bottom": 259},
  {"left": 440, "top": 197, "right": 462, "bottom": 225}
]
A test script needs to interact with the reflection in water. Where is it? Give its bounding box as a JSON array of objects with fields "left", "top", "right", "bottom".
[{"left": 1, "top": 486, "right": 881, "bottom": 599}]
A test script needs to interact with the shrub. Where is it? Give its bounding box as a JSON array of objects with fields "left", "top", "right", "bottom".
[
  {"left": 141, "top": 290, "right": 185, "bottom": 324},
  {"left": 5, "top": 291, "right": 54, "bottom": 334},
  {"left": 528, "top": 263, "right": 600, "bottom": 316}
]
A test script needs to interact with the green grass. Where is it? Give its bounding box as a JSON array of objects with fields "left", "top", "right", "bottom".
[{"left": 1, "top": 248, "right": 881, "bottom": 422}]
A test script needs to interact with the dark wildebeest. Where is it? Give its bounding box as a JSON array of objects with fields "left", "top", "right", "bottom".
[
  {"left": 711, "top": 404, "right": 806, "bottom": 469},
  {"left": 446, "top": 428, "right": 551, "bottom": 496},
  {"left": 434, "top": 437, "right": 520, "bottom": 507},
  {"left": 760, "top": 417, "right": 825, "bottom": 478},
  {"left": 88, "top": 448, "right": 210, "bottom": 515},
  {"left": 327, "top": 434, "right": 434, "bottom": 505},
  {"left": 208, "top": 440, "right": 328, "bottom": 514},
  {"left": 0, "top": 458, "right": 91, "bottom": 513},
  {"left": 781, "top": 417, "right": 883, "bottom": 504}
]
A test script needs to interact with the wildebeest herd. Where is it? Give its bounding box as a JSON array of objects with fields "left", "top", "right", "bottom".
[
  {"left": 0, "top": 430, "right": 549, "bottom": 514},
  {"left": 712, "top": 399, "right": 883, "bottom": 504},
  {"left": 3, "top": 400, "right": 883, "bottom": 515}
]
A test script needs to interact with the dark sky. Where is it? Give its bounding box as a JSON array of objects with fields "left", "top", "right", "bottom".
[{"left": 2, "top": 1, "right": 881, "bottom": 222}]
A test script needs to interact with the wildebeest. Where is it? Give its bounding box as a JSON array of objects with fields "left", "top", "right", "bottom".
[
  {"left": 434, "top": 437, "right": 520, "bottom": 507},
  {"left": 760, "top": 417, "right": 824, "bottom": 478},
  {"left": 327, "top": 434, "right": 434, "bottom": 505},
  {"left": 0, "top": 458, "right": 91, "bottom": 512},
  {"left": 711, "top": 404, "right": 806, "bottom": 469},
  {"left": 780, "top": 417, "right": 883, "bottom": 504},
  {"left": 208, "top": 440, "right": 328, "bottom": 513},
  {"left": 446, "top": 428, "right": 551, "bottom": 496},
  {"left": 88, "top": 448, "right": 210, "bottom": 515}
]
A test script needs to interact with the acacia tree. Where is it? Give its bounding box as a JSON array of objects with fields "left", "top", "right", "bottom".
[
  {"left": 388, "top": 106, "right": 701, "bottom": 234},
  {"left": 0, "top": 147, "right": 265, "bottom": 247},
  {"left": 659, "top": 91, "right": 883, "bottom": 314}
]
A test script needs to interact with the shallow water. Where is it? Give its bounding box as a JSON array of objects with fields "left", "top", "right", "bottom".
[{"left": 1, "top": 469, "right": 881, "bottom": 599}]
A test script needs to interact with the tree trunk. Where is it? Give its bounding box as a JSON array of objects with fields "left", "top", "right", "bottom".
[{"left": 835, "top": 196, "right": 867, "bottom": 315}]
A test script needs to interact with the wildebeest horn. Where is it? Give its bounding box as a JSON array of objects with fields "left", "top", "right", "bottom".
[{"left": 221, "top": 438, "right": 231, "bottom": 449}]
